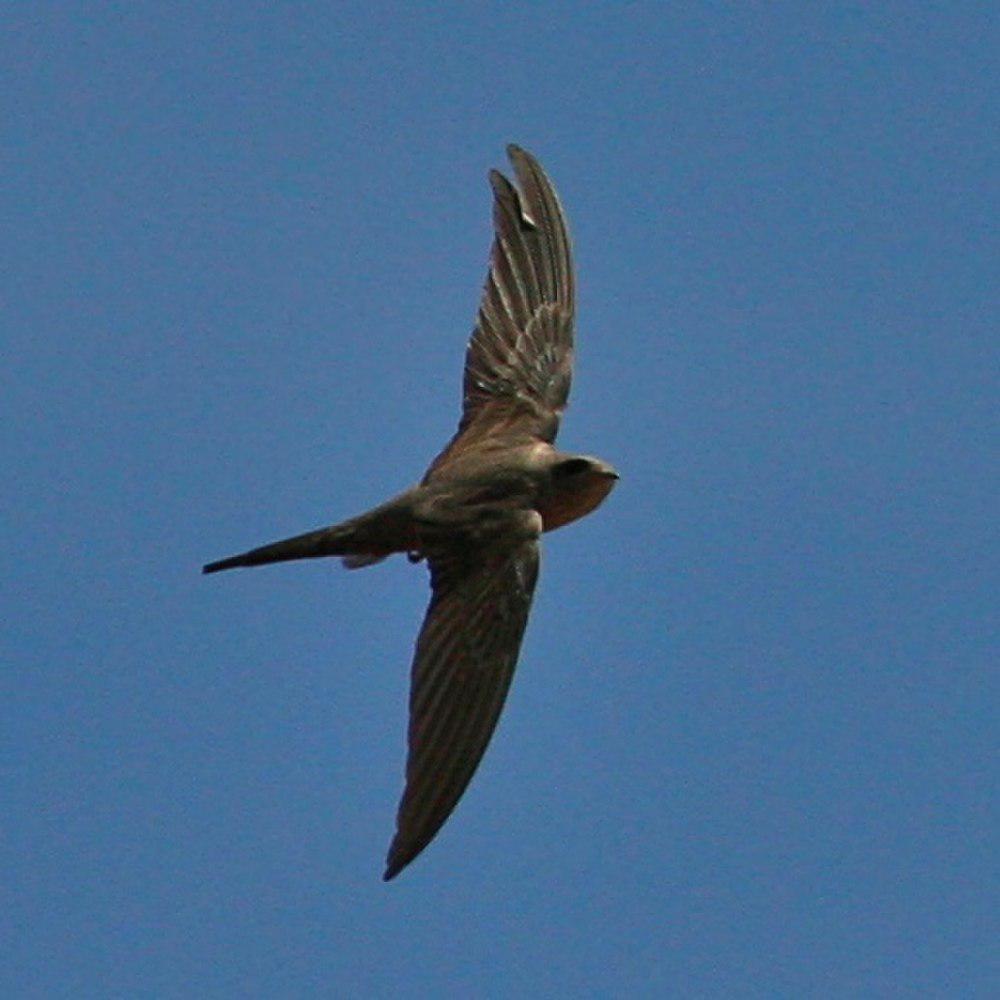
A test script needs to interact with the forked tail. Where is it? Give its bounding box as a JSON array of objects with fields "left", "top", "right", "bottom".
[{"left": 203, "top": 520, "right": 383, "bottom": 574}]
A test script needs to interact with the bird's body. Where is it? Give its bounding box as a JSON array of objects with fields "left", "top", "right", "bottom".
[
  {"left": 204, "top": 146, "right": 616, "bottom": 879},
  {"left": 203, "top": 442, "right": 616, "bottom": 575}
]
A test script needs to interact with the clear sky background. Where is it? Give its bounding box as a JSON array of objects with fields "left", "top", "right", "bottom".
[{"left": 3, "top": 4, "right": 996, "bottom": 997}]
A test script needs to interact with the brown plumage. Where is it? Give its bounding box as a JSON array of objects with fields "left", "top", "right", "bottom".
[{"left": 203, "top": 146, "right": 617, "bottom": 880}]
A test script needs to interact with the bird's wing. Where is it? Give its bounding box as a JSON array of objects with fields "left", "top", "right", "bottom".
[
  {"left": 427, "top": 145, "right": 575, "bottom": 477},
  {"left": 383, "top": 507, "right": 542, "bottom": 879}
]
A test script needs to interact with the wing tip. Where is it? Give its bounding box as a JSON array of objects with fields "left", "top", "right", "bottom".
[
  {"left": 506, "top": 142, "right": 534, "bottom": 165},
  {"left": 487, "top": 167, "right": 509, "bottom": 194},
  {"left": 489, "top": 165, "right": 537, "bottom": 233},
  {"left": 382, "top": 841, "right": 412, "bottom": 881}
]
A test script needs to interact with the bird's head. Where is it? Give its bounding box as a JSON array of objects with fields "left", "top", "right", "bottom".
[{"left": 539, "top": 453, "right": 619, "bottom": 531}]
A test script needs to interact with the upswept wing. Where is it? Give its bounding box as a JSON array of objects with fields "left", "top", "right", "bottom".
[
  {"left": 383, "top": 509, "right": 542, "bottom": 879},
  {"left": 429, "top": 146, "right": 575, "bottom": 475}
]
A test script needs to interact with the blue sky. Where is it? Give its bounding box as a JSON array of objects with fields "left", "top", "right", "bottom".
[{"left": 3, "top": 4, "right": 996, "bottom": 997}]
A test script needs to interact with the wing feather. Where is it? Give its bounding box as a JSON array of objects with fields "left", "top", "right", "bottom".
[
  {"left": 426, "top": 146, "right": 575, "bottom": 478},
  {"left": 383, "top": 511, "right": 541, "bottom": 880}
]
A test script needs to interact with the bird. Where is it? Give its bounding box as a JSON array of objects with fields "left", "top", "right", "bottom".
[{"left": 203, "top": 145, "right": 617, "bottom": 880}]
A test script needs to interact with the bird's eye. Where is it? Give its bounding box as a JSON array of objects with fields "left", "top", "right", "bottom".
[{"left": 554, "top": 458, "right": 592, "bottom": 478}]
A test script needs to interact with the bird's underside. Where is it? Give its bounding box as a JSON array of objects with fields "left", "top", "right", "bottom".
[{"left": 203, "top": 145, "right": 617, "bottom": 880}]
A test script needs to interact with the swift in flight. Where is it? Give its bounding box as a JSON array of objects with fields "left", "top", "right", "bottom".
[{"left": 204, "top": 146, "right": 617, "bottom": 879}]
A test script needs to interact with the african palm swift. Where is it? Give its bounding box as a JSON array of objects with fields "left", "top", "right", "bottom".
[{"left": 203, "top": 145, "right": 617, "bottom": 880}]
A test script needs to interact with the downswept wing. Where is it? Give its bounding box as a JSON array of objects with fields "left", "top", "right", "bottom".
[
  {"left": 384, "top": 509, "right": 542, "bottom": 879},
  {"left": 428, "top": 146, "right": 575, "bottom": 476}
]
